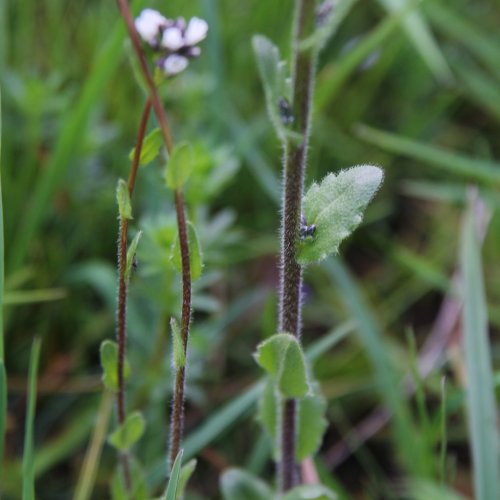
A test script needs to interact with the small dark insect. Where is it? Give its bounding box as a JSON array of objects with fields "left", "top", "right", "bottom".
[
  {"left": 132, "top": 254, "right": 139, "bottom": 271},
  {"left": 299, "top": 215, "right": 316, "bottom": 239},
  {"left": 278, "top": 97, "right": 294, "bottom": 126}
]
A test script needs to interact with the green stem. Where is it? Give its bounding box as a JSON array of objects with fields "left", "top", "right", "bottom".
[{"left": 278, "top": 0, "right": 317, "bottom": 491}]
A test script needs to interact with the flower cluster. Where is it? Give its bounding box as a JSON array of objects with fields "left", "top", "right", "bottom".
[{"left": 135, "top": 9, "right": 208, "bottom": 77}]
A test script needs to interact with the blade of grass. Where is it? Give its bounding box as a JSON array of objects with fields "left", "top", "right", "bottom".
[
  {"left": 324, "top": 257, "right": 432, "bottom": 478},
  {"left": 377, "top": 0, "right": 452, "bottom": 82},
  {"left": 356, "top": 124, "right": 500, "bottom": 185},
  {"left": 22, "top": 337, "right": 41, "bottom": 500},
  {"left": 0, "top": 86, "right": 6, "bottom": 478},
  {"left": 73, "top": 392, "right": 113, "bottom": 500},
  {"left": 460, "top": 191, "right": 499, "bottom": 500}
]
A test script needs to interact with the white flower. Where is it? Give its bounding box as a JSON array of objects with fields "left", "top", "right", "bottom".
[
  {"left": 135, "top": 9, "right": 167, "bottom": 46},
  {"left": 183, "top": 17, "right": 208, "bottom": 46},
  {"left": 162, "top": 27, "right": 184, "bottom": 51},
  {"left": 162, "top": 54, "right": 189, "bottom": 76}
]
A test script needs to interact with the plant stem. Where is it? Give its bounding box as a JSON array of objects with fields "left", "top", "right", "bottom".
[
  {"left": 169, "top": 189, "right": 192, "bottom": 466},
  {"left": 278, "top": 0, "right": 317, "bottom": 491},
  {"left": 115, "top": 97, "right": 152, "bottom": 491},
  {"left": 115, "top": 0, "right": 193, "bottom": 475}
]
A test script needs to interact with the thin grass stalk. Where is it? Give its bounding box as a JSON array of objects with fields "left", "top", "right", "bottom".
[
  {"left": 115, "top": 98, "right": 152, "bottom": 490},
  {"left": 115, "top": 0, "right": 193, "bottom": 475},
  {"left": 278, "top": 0, "right": 316, "bottom": 491}
]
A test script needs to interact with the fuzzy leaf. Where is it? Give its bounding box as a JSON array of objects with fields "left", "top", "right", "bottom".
[
  {"left": 129, "top": 128, "right": 163, "bottom": 166},
  {"left": 282, "top": 484, "right": 338, "bottom": 500},
  {"left": 170, "top": 317, "right": 185, "bottom": 369},
  {"left": 296, "top": 388, "right": 328, "bottom": 460},
  {"left": 297, "top": 165, "right": 383, "bottom": 264},
  {"left": 164, "top": 450, "right": 183, "bottom": 500},
  {"left": 170, "top": 221, "right": 203, "bottom": 281},
  {"left": 116, "top": 179, "right": 132, "bottom": 220},
  {"left": 125, "top": 231, "right": 142, "bottom": 282},
  {"left": 100, "top": 340, "right": 130, "bottom": 392},
  {"left": 166, "top": 142, "right": 193, "bottom": 190},
  {"left": 255, "top": 333, "right": 309, "bottom": 398},
  {"left": 108, "top": 411, "right": 145, "bottom": 452},
  {"left": 220, "top": 468, "right": 273, "bottom": 500},
  {"left": 252, "top": 35, "right": 294, "bottom": 143}
]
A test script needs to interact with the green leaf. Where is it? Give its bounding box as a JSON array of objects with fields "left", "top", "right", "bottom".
[
  {"left": 176, "top": 459, "right": 197, "bottom": 500},
  {"left": 99, "top": 340, "right": 130, "bottom": 392},
  {"left": 220, "top": 468, "right": 273, "bottom": 500},
  {"left": 282, "top": 484, "right": 338, "bottom": 500},
  {"left": 108, "top": 411, "right": 146, "bottom": 452},
  {"left": 252, "top": 35, "right": 293, "bottom": 143},
  {"left": 116, "top": 179, "right": 132, "bottom": 220},
  {"left": 166, "top": 142, "right": 193, "bottom": 190},
  {"left": 296, "top": 388, "right": 328, "bottom": 461},
  {"left": 129, "top": 128, "right": 163, "bottom": 166},
  {"left": 125, "top": 231, "right": 142, "bottom": 283},
  {"left": 298, "top": 166, "right": 383, "bottom": 265},
  {"left": 170, "top": 221, "right": 203, "bottom": 281},
  {"left": 460, "top": 193, "right": 499, "bottom": 500},
  {"left": 257, "top": 377, "right": 278, "bottom": 454},
  {"left": 164, "top": 449, "right": 183, "bottom": 500},
  {"left": 254, "top": 333, "right": 309, "bottom": 398},
  {"left": 170, "top": 317, "right": 185, "bottom": 370}
]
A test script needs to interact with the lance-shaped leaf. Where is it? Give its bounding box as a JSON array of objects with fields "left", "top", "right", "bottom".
[
  {"left": 108, "top": 411, "right": 145, "bottom": 452},
  {"left": 254, "top": 333, "right": 309, "bottom": 398},
  {"left": 252, "top": 35, "right": 295, "bottom": 143},
  {"left": 170, "top": 221, "right": 203, "bottom": 281},
  {"left": 99, "top": 340, "right": 130, "bottom": 392},
  {"left": 297, "top": 165, "right": 383, "bottom": 265},
  {"left": 125, "top": 230, "right": 142, "bottom": 283},
  {"left": 116, "top": 179, "right": 132, "bottom": 220},
  {"left": 164, "top": 449, "right": 183, "bottom": 500},
  {"left": 129, "top": 128, "right": 163, "bottom": 166},
  {"left": 166, "top": 142, "right": 193, "bottom": 190}
]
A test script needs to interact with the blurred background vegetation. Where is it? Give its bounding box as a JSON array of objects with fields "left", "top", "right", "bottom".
[{"left": 1, "top": 0, "right": 499, "bottom": 498}]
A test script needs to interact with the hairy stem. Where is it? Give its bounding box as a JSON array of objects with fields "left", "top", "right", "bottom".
[
  {"left": 169, "top": 190, "right": 192, "bottom": 466},
  {"left": 116, "top": 98, "right": 152, "bottom": 491},
  {"left": 115, "top": 0, "right": 193, "bottom": 475},
  {"left": 278, "top": 0, "right": 317, "bottom": 491}
]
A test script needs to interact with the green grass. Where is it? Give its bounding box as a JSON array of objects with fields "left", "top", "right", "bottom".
[{"left": 0, "top": 0, "right": 499, "bottom": 497}]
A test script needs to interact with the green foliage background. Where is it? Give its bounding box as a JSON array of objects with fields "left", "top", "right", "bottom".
[{"left": 0, "top": 0, "right": 499, "bottom": 498}]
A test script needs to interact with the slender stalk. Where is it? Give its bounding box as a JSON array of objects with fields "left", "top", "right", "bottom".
[
  {"left": 115, "top": 98, "right": 152, "bottom": 490},
  {"left": 278, "top": 0, "right": 317, "bottom": 491},
  {"left": 169, "top": 189, "right": 191, "bottom": 466},
  {"left": 115, "top": 0, "right": 193, "bottom": 475}
]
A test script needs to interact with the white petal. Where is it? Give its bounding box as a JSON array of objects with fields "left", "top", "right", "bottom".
[
  {"left": 184, "top": 17, "right": 208, "bottom": 46},
  {"left": 161, "top": 27, "right": 184, "bottom": 51},
  {"left": 135, "top": 9, "right": 167, "bottom": 45},
  {"left": 163, "top": 55, "right": 189, "bottom": 76}
]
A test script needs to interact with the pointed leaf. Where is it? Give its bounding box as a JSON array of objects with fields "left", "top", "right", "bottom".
[
  {"left": 100, "top": 340, "right": 130, "bottom": 392},
  {"left": 166, "top": 142, "right": 193, "bottom": 190},
  {"left": 165, "top": 449, "right": 183, "bottom": 500},
  {"left": 170, "top": 221, "right": 203, "bottom": 281},
  {"left": 298, "top": 166, "right": 383, "bottom": 264},
  {"left": 108, "top": 411, "right": 145, "bottom": 452},
  {"left": 176, "top": 459, "right": 197, "bottom": 500},
  {"left": 129, "top": 128, "right": 163, "bottom": 166},
  {"left": 170, "top": 317, "right": 186, "bottom": 370},
  {"left": 116, "top": 179, "right": 132, "bottom": 220},
  {"left": 125, "top": 231, "right": 142, "bottom": 283},
  {"left": 220, "top": 468, "right": 273, "bottom": 500}
]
